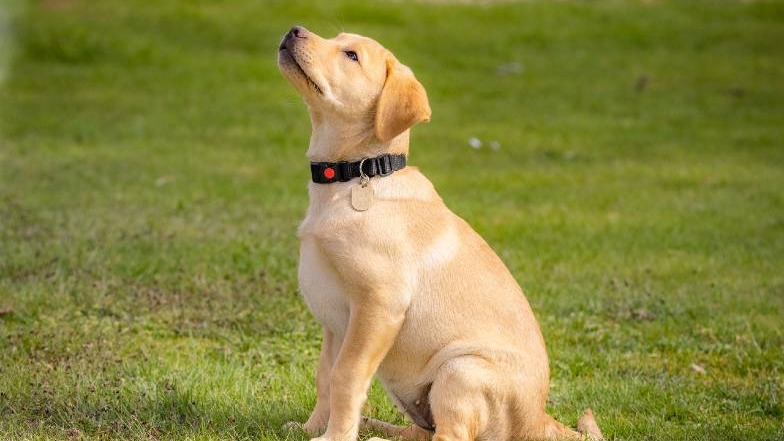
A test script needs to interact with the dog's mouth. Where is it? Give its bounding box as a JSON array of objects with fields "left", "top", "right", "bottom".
[{"left": 279, "top": 47, "right": 323, "bottom": 95}]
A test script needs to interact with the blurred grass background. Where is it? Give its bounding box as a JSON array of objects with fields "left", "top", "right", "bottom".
[{"left": 0, "top": 0, "right": 782, "bottom": 440}]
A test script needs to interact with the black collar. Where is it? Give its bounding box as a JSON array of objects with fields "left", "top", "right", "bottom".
[{"left": 310, "top": 154, "right": 406, "bottom": 184}]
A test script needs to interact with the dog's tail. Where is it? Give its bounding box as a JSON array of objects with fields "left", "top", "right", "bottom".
[
  {"left": 576, "top": 408, "right": 603, "bottom": 439},
  {"left": 543, "top": 408, "right": 603, "bottom": 440}
]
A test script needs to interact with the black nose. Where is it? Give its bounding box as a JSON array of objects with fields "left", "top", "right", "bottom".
[
  {"left": 280, "top": 26, "right": 307, "bottom": 50},
  {"left": 287, "top": 26, "right": 307, "bottom": 40}
]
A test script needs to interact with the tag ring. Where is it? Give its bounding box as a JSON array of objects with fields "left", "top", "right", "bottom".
[{"left": 358, "top": 158, "right": 369, "bottom": 183}]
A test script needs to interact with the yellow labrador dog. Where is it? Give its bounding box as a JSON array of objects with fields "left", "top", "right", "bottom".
[{"left": 277, "top": 26, "right": 602, "bottom": 441}]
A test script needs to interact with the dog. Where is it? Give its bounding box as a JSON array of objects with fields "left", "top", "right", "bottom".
[{"left": 277, "top": 26, "right": 603, "bottom": 441}]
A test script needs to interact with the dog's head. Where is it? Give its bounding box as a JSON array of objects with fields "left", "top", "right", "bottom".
[{"left": 277, "top": 26, "right": 430, "bottom": 143}]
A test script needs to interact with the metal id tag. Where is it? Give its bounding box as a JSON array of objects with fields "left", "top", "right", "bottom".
[{"left": 351, "top": 179, "right": 374, "bottom": 211}]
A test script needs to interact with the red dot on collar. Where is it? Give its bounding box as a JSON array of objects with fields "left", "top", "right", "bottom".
[{"left": 323, "top": 167, "right": 335, "bottom": 179}]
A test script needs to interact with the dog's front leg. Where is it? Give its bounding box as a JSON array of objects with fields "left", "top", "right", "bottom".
[
  {"left": 313, "top": 295, "right": 407, "bottom": 441},
  {"left": 301, "top": 327, "right": 338, "bottom": 434}
]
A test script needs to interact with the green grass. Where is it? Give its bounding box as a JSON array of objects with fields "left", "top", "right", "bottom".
[{"left": 1, "top": 0, "right": 783, "bottom": 440}]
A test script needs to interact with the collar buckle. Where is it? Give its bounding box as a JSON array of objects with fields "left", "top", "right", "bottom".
[{"left": 377, "top": 155, "right": 394, "bottom": 177}]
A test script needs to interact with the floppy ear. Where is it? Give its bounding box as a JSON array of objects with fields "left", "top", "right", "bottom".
[{"left": 375, "top": 57, "right": 431, "bottom": 143}]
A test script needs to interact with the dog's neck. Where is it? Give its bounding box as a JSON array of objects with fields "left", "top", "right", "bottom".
[{"left": 306, "top": 109, "right": 409, "bottom": 162}]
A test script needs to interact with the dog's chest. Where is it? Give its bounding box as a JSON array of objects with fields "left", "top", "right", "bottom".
[{"left": 298, "top": 236, "right": 350, "bottom": 337}]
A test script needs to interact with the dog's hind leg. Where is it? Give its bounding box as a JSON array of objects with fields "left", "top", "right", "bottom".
[{"left": 425, "top": 357, "right": 494, "bottom": 441}]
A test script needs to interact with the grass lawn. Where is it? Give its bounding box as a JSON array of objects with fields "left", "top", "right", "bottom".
[{"left": 1, "top": 0, "right": 783, "bottom": 440}]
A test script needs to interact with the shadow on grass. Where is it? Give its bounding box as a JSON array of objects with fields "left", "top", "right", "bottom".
[
  {"left": 2, "top": 367, "right": 311, "bottom": 440},
  {"left": 124, "top": 385, "right": 308, "bottom": 440},
  {"left": 3, "top": 349, "right": 423, "bottom": 440}
]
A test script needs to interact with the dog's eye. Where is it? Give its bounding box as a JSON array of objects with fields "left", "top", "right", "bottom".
[{"left": 344, "top": 50, "right": 359, "bottom": 62}]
